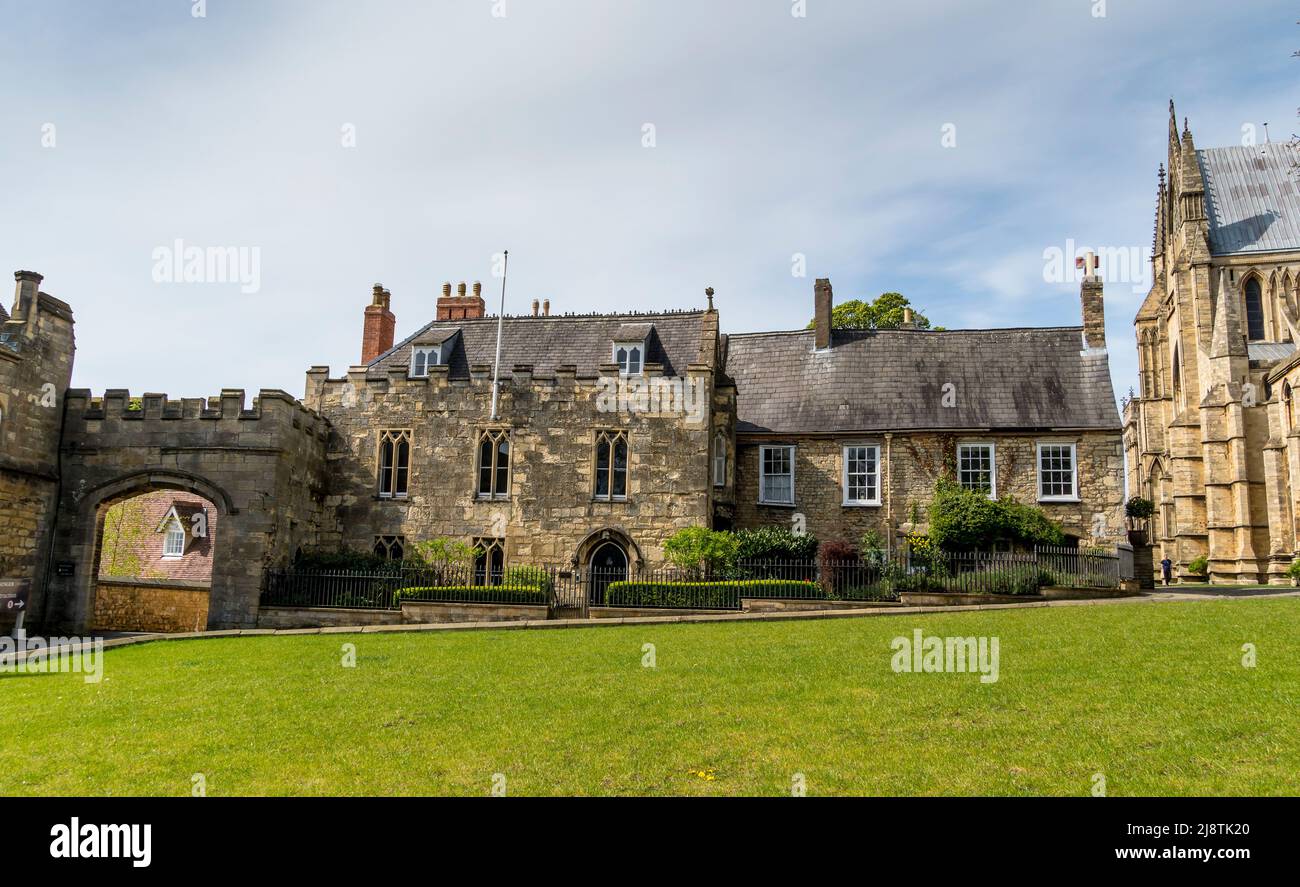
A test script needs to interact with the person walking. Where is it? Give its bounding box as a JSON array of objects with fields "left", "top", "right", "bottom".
[{"left": 1160, "top": 556, "right": 1173, "bottom": 586}]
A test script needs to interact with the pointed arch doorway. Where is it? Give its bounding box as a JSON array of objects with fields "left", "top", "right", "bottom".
[{"left": 588, "top": 541, "right": 628, "bottom": 607}]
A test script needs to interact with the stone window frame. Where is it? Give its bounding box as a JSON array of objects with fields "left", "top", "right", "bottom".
[
  {"left": 1036, "top": 441, "right": 1079, "bottom": 503},
  {"left": 473, "top": 536, "right": 506, "bottom": 586},
  {"left": 1242, "top": 274, "right": 1266, "bottom": 343},
  {"left": 476, "top": 428, "right": 512, "bottom": 500},
  {"left": 373, "top": 535, "right": 406, "bottom": 561},
  {"left": 593, "top": 430, "right": 630, "bottom": 502},
  {"left": 612, "top": 341, "right": 645, "bottom": 376},
  {"left": 161, "top": 514, "right": 186, "bottom": 559},
  {"left": 410, "top": 345, "right": 441, "bottom": 378},
  {"left": 759, "top": 444, "right": 796, "bottom": 507},
  {"left": 377, "top": 429, "right": 412, "bottom": 500},
  {"left": 841, "top": 444, "right": 881, "bottom": 507},
  {"left": 713, "top": 432, "right": 728, "bottom": 488},
  {"left": 956, "top": 441, "right": 997, "bottom": 499}
]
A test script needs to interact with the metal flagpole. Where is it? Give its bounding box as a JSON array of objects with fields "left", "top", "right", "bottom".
[{"left": 490, "top": 250, "right": 508, "bottom": 421}]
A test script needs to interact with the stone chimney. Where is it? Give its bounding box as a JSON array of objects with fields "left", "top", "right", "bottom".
[
  {"left": 813, "top": 278, "right": 833, "bottom": 350},
  {"left": 542, "top": 299, "right": 550, "bottom": 316},
  {"left": 1079, "top": 254, "right": 1106, "bottom": 351},
  {"left": 361, "top": 283, "right": 396, "bottom": 363},
  {"left": 12, "top": 270, "right": 42, "bottom": 323},
  {"left": 532, "top": 299, "right": 540, "bottom": 316},
  {"left": 437, "top": 280, "right": 486, "bottom": 321}
]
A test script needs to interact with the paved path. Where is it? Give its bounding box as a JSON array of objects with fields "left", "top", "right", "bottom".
[{"left": 5, "top": 590, "right": 1297, "bottom": 665}]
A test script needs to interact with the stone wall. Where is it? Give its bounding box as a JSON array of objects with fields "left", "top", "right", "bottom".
[
  {"left": 43, "top": 389, "right": 332, "bottom": 632},
  {"left": 304, "top": 360, "right": 720, "bottom": 570},
  {"left": 256, "top": 606, "right": 403, "bottom": 629},
  {"left": 91, "top": 577, "right": 210, "bottom": 633},
  {"left": 734, "top": 430, "right": 1124, "bottom": 547},
  {"left": 400, "top": 600, "right": 548, "bottom": 624},
  {"left": 0, "top": 272, "right": 76, "bottom": 629}
]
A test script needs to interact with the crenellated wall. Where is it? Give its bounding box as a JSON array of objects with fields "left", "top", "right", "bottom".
[{"left": 40, "top": 388, "right": 332, "bottom": 631}]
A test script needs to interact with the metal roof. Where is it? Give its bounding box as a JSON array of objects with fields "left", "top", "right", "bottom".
[
  {"left": 1199, "top": 145, "right": 1300, "bottom": 255},
  {"left": 1247, "top": 341, "right": 1296, "bottom": 363}
]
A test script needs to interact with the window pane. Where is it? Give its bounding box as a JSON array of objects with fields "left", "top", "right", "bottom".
[
  {"left": 629, "top": 347, "right": 641, "bottom": 374},
  {"left": 413, "top": 350, "right": 427, "bottom": 376},
  {"left": 616, "top": 348, "right": 627, "bottom": 373},
  {"left": 496, "top": 439, "right": 509, "bottom": 495},
  {"left": 1245, "top": 279, "right": 1265, "bottom": 341},
  {"left": 612, "top": 439, "right": 628, "bottom": 497},
  {"left": 379, "top": 438, "right": 394, "bottom": 494},
  {"left": 479, "top": 438, "right": 493, "bottom": 494},
  {"left": 395, "top": 438, "right": 409, "bottom": 495},
  {"left": 595, "top": 438, "right": 610, "bottom": 497}
]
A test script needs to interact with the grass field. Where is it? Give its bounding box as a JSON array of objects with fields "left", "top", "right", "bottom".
[{"left": 3, "top": 598, "right": 1298, "bottom": 796}]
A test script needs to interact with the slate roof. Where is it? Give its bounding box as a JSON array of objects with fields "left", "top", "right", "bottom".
[
  {"left": 725, "top": 327, "right": 1120, "bottom": 434},
  {"left": 368, "top": 311, "right": 704, "bottom": 378},
  {"left": 1248, "top": 341, "right": 1297, "bottom": 363},
  {"left": 1199, "top": 145, "right": 1300, "bottom": 255}
]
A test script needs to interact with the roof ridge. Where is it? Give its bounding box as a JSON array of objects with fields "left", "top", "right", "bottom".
[{"left": 728, "top": 325, "right": 1085, "bottom": 338}]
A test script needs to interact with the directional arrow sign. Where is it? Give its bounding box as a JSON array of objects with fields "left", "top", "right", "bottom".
[{"left": 0, "top": 579, "right": 30, "bottom": 612}]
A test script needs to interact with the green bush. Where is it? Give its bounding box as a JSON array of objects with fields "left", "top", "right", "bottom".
[
  {"left": 394, "top": 585, "right": 547, "bottom": 606},
  {"left": 1188, "top": 555, "right": 1209, "bottom": 576},
  {"left": 734, "top": 527, "right": 819, "bottom": 562},
  {"left": 663, "top": 527, "right": 740, "bottom": 576},
  {"left": 292, "top": 547, "right": 394, "bottom": 572},
  {"left": 502, "top": 565, "right": 554, "bottom": 596},
  {"left": 1287, "top": 560, "right": 1300, "bottom": 580},
  {"left": 1125, "top": 496, "right": 1155, "bottom": 523},
  {"left": 927, "top": 478, "right": 1065, "bottom": 551},
  {"left": 606, "top": 579, "right": 822, "bottom": 609}
]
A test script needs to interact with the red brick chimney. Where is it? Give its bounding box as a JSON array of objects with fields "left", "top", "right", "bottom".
[
  {"left": 361, "top": 283, "right": 395, "bottom": 363},
  {"left": 437, "top": 280, "right": 486, "bottom": 321}
]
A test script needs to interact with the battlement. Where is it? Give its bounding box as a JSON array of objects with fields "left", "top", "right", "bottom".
[{"left": 64, "top": 387, "right": 330, "bottom": 437}]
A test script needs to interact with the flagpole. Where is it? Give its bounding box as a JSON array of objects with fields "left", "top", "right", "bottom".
[{"left": 490, "top": 250, "right": 508, "bottom": 421}]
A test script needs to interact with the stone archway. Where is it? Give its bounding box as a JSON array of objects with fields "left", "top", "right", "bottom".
[
  {"left": 69, "top": 470, "right": 235, "bottom": 633},
  {"left": 571, "top": 526, "right": 643, "bottom": 573}
]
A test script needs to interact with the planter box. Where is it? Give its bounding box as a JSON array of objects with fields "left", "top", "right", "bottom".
[{"left": 400, "top": 600, "right": 547, "bottom": 624}]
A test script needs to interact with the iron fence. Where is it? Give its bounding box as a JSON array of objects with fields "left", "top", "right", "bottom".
[{"left": 261, "top": 546, "right": 1122, "bottom": 613}]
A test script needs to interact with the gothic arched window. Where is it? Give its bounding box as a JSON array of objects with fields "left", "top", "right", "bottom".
[{"left": 1244, "top": 277, "right": 1266, "bottom": 342}]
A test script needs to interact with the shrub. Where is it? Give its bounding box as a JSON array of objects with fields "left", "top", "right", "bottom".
[
  {"left": 1287, "top": 560, "right": 1300, "bottom": 580},
  {"left": 292, "top": 547, "right": 393, "bottom": 572},
  {"left": 409, "top": 538, "right": 476, "bottom": 571},
  {"left": 1188, "top": 555, "right": 1209, "bottom": 576},
  {"left": 734, "top": 527, "right": 819, "bottom": 562},
  {"left": 393, "top": 585, "right": 547, "bottom": 606},
  {"left": 663, "top": 527, "right": 740, "bottom": 576},
  {"left": 502, "top": 565, "right": 554, "bottom": 596},
  {"left": 606, "top": 578, "right": 822, "bottom": 610},
  {"left": 1125, "top": 496, "right": 1155, "bottom": 524},
  {"left": 860, "top": 529, "right": 888, "bottom": 569},
  {"left": 817, "top": 540, "right": 860, "bottom": 598},
  {"left": 928, "top": 477, "right": 1065, "bottom": 551}
]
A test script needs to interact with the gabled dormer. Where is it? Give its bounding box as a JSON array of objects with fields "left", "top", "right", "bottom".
[
  {"left": 409, "top": 329, "right": 460, "bottom": 377},
  {"left": 612, "top": 322, "right": 654, "bottom": 376}
]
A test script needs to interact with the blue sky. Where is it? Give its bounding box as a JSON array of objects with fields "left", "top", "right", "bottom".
[{"left": 1, "top": 0, "right": 1296, "bottom": 404}]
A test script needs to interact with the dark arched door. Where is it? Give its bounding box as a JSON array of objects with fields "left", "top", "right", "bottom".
[{"left": 588, "top": 542, "right": 628, "bottom": 606}]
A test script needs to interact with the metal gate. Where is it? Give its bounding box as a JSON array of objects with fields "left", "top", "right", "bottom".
[{"left": 550, "top": 569, "right": 589, "bottom": 619}]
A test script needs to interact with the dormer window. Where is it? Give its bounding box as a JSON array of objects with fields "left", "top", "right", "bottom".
[
  {"left": 613, "top": 342, "right": 644, "bottom": 375},
  {"left": 410, "top": 346, "right": 440, "bottom": 378}
]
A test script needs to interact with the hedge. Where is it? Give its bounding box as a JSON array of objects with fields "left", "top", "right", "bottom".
[
  {"left": 393, "top": 585, "right": 549, "bottom": 605},
  {"left": 605, "top": 579, "right": 822, "bottom": 609}
]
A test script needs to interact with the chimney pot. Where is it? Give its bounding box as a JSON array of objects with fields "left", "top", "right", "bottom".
[
  {"left": 473, "top": 281, "right": 482, "bottom": 298},
  {"left": 458, "top": 282, "right": 467, "bottom": 298},
  {"left": 543, "top": 299, "right": 550, "bottom": 316},
  {"left": 442, "top": 282, "right": 452, "bottom": 298},
  {"left": 532, "top": 299, "right": 540, "bottom": 316}
]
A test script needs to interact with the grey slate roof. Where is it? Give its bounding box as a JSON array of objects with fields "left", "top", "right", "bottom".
[
  {"left": 1248, "top": 341, "right": 1297, "bottom": 363},
  {"left": 368, "top": 311, "right": 703, "bottom": 378},
  {"left": 1199, "top": 145, "right": 1300, "bottom": 255},
  {"left": 726, "top": 327, "right": 1120, "bottom": 434}
]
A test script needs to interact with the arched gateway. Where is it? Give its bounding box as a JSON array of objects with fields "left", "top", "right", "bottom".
[{"left": 41, "top": 389, "right": 330, "bottom": 632}]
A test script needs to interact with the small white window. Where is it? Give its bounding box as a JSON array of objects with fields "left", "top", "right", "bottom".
[
  {"left": 410, "top": 346, "right": 440, "bottom": 378},
  {"left": 1037, "top": 443, "right": 1078, "bottom": 501},
  {"left": 163, "top": 518, "right": 186, "bottom": 558},
  {"left": 713, "top": 433, "right": 727, "bottom": 487},
  {"left": 843, "top": 445, "right": 881, "bottom": 506},
  {"left": 759, "top": 445, "right": 795, "bottom": 505},
  {"left": 957, "top": 443, "right": 996, "bottom": 498},
  {"left": 613, "top": 342, "right": 644, "bottom": 375}
]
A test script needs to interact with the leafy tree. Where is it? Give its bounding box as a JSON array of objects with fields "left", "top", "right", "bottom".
[
  {"left": 1125, "top": 496, "right": 1155, "bottom": 528},
  {"left": 410, "top": 537, "right": 477, "bottom": 572},
  {"left": 733, "top": 526, "right": 819, "bottom": 562},
  {"left": 98, "top": 497, "right": 166, "bottom": 579},
  {"left": 807, "top": 292, "right": 941, "bottom": 330}
]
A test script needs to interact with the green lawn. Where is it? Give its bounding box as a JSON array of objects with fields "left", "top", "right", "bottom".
[{"left": 3, "top": 598, "right": 1298, "bottom": 796}]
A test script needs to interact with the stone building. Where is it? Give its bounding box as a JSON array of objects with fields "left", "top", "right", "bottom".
[
  {"left": 5, "top": 258, "right": 1123, "bottom": 632},
  {"left": 1124, "top": 102, "right": 1300, "bottom": 584}
]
